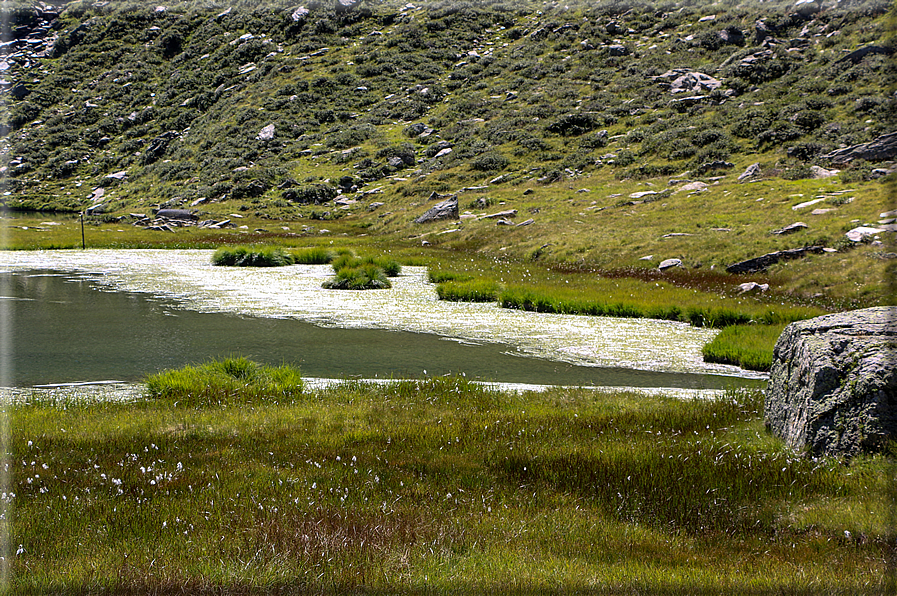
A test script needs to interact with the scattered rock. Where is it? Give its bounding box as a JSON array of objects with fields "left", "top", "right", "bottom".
[
  {"left": 834, "top": 45, "right": 893, "bottom": 65},
  {"left": 792, "top": 198, "right": 826, "bottom": 210},
  {"left": 737, "top": 281, "right": 769, "bottom": 294},
  {"left": 727, "top": 246, "right": 825, "bottom": 274},
  {"left": 105, "top": 170, "right": 128, "bottom": 182},
  {"left": 718, "top": 26, "right": 745, "bottom": 45},
  {"left": 481, "top": 209, "right": 517, "bottom": 220},
  {"left": 845, "top": 226, "right": 883, "bottom": 242},
  {"left": 516, "top": 218, "right": 534, "bottom": 227},
  {"left": 738, "top": 163, "right": 762, "bottom": 182},
  {"left": 414, "top": 198, "right": 458, "bottom": 224},
  {"left": 256, "top": 124, "right": 275, "bottom": 141},
  {"left": 368, "top": 202, "right": 384, "bottom": 211},
  {"left": 661, "top": 233, "right": 693, "bottom": 239},
  {"left": 658, "top": 258, "right": 682, "bottom": 271},
  {"left": 154, "top": 208, "right": 198, "bottom": 221},
  {"left": 765, "top": 307, "right": 897, "bottom": 457},
  {"left": 811, "top": 208, "right": 835, "bottom": 215},
  {"left": 86, "top": 203, "right": 106, "bottom": 215},
  {"left": 606, "top": 44, "right": 629, "bottom": 56},
  {"left": 653, "top": 69, "right": 722, "bottom": 94},
  {"left": 674, "top": 181, "right": 708, "bottom": 193},
  {"left": 793, "top": 0, "right": 821, "bottom": 17},
  {"left": 772, "top": 222, "right": 808, "bottom": 235},
  {"left": 821, "top": 132, "right": 897, "bottom": 164},
  {"left": 629, "top": 190, "right": 658, "bottom": 199},
  {"left": 810, "top": 165, "right": 839, "bottom": 179}
]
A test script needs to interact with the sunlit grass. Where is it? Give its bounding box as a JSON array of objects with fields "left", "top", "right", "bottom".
[
  {"left": 702, "top": 324, "right": 788, "bottom": 371},
  {"left": 9, "top": 372, "right": 894, "bottom": 593}
]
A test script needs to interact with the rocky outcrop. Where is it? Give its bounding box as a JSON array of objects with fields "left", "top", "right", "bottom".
[
  {"left": 821, "top": 132, "right": 897, "bottom": 164},
  {"left": 726, "top": 246, "right": 824, "bottom": 274},
  {"left": 765, "top": 307, "right": 897, "bottom": 457},
  {"left": 414, "top": 198, "right": 458, "bottom": 224}
]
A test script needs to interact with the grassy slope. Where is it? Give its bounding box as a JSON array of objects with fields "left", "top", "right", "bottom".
[
  {"left": 1, "top": 0, "right": 895, "bottom": 305},
  {"left": 10, "top": 374, "right": 895, "bottom": 593}
]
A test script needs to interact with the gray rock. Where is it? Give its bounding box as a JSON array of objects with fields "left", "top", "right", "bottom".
[
  {"left": 845, "top": 226, "right": 883, "bottom": 242},
  {"left": 658, "top": 258, "right": 682, "bottom": 271},
  {"left": 772, "top": 221, "right": 808, "bottom": 235},
  {"left": 738, "top": 163, "right": 762, "bottom": 182},
  {"left": 794, "top": 0, "right": 821, "bottom": 17},
  {"left": 606, "top": 44, "right": 629, "bottom": 56},
  {"left": 726, "top": 246, "right": 825, "bottom": 273},
  {"left": 765, "top": 307, "right": 897, "bottom": 457},
  {"left": 155, "top": 208, "right": 198, "bottom": 221},
  {"left": 414, "top": 198, "right": 458, "bottom": 224},
  {"left": 257, "top": 124, "right": 275, "bottom": 141},
  {"left": 736, "top": 281, "right": 769, "bottom": 294},
  {"left": 821, "top": 132, "right": 897, "bottom": 164},
  {"left": 86, "top": 203, "right": 106, "bottom": 215}
]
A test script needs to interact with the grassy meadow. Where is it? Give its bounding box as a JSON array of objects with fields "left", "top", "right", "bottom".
[{"left": 7, "top": 365, "right": 896, "bottom": 594}]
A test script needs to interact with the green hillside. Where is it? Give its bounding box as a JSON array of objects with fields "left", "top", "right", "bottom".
[{"left": 2, "top": 0, "right": 895, "bottom": 303}]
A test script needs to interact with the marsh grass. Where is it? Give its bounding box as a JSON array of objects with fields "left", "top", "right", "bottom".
[
  {"left": 435, "top": 278, "right": 502, "bottom": 302},
  {"left": 289, "top": 247, "right": 335, "bottom": 264},
  {"left": 323, "top": 252, "right": 401, "bottom": 289},
  {"left": 211, "top": 245, "right": 294, "bottom": 267},
  {"left": 702, "top": 324, "right": 789, "bottom": 371},
  {"left": 9, "top": 373, "right": 893, "bottom": 593},
  {"left": 143, "top": 357, "right": 304, "bottom": 407}
]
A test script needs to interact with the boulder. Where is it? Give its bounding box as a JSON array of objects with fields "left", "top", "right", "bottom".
[
  {"left": 736, "top": 281, "right": 769, "bottom": 294},
  {"left": 658, "top": 258, "right": 682, "bottom": 271},
  {"left": 845, "top": 226, "right": 883, "bottom": 242},
  {"left": 821, "top": 132, "right": 897, "bottom": 164},
  {"left": 738, "top": 163, "right": 761, "bottom": 182},
  {"left": 414, "top": 198, "right": 458, "bottom": 224},
  {"left": 726, "top": 246, "right": 824, "bottom": 273},
  {"left": 771, "top": 222, "right": 808, "bottom": 235},
  {"left": 257, "top": 124, "right": 275, "bottom": 141},
  {"left": 765, "top": 307, "right": 897, "bottom": 457},
  {"left": 155, "top": 208, "right": 198, "bottom": 221}
]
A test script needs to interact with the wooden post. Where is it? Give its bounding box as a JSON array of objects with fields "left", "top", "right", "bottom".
[{"left": 80, "top": 212, "right": 85, "bottom": 249}]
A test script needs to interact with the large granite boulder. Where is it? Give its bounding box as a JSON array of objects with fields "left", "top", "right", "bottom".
[{"left": 765, "top": 307, "right": 897, "bottom": 457}]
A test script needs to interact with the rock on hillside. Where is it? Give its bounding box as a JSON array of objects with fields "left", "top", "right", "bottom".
[{"left": 765, "top": 307, "right": 897, "bottom": 457}]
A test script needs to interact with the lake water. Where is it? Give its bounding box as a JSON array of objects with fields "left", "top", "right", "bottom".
[{"left": 0, "top": 250, "right": 765, "bottom": 391}]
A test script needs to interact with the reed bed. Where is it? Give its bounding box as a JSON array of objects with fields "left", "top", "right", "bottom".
[
  {"left": 8, "top": 367, "right": 893, "bottom": 593},
  {"left": 211, "top": 245, "right": 294, "bottom": 267}
]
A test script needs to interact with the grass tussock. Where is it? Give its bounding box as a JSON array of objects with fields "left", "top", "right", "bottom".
[
  {"left": 144, "top": 357, "right": 304, "bottom": 406},
  {"left": 211, "top": 245, "right": 294, "bottom": 267},
  {"left": 702, "top": 323, "right": 789, "bottom": 371},
  {"left": 10, "top": 376, "right": 893, "bottom": 593},
  {"left": 323, "top": 252, "right": 402, "bottom": 290}
]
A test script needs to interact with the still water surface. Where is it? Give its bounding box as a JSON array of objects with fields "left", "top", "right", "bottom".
[{"left": 1, "top": 250, "right": 764, "bottom": 390}]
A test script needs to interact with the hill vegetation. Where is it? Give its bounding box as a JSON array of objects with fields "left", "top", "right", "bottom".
[{"left": 1, "top": 0, "right": 895, "bottom": 306}]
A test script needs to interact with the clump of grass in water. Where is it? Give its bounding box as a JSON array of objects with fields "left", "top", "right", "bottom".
[
  {"left": 290, "top": 247, "right": 336, "bottom": 264},
  {"left": 144, "top": 357, "right": 304, "bottom": 406},
  {"left": 212, "top": 245, "right": 294, "bottom": 267},
  {"left": 703, "top": 323, "right": 788, "bottom": 371},
  {"left": 427, "top": 269, "right": 473, "bottom": 284},
  {"left": 324, "top": 252, "right": 401, "bottom": 289}
]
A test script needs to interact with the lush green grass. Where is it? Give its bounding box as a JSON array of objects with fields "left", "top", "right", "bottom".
[
  {"left": 436, "top": 278, "right": 502, "bottom": 302},
  {"left": 703, "top": 324, "right": 790, "bottom": 371},
  {"left": 144, "top": 357, "right": 304, "bottom": 407},
  {"left": 9, "top": 373, "right": 893, "bottom": 593},
  {"left": 323, "top": 262, "right": 392, "bottom": 290},
  {"left": 289, "top": 246, "right": 336, "bottom": 265},
  {"left": 211, "top": 245, "right": 295, "bottom": 267}
]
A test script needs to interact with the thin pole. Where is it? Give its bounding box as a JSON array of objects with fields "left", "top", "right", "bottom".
[{"left": 80, "top": 212, "right": 85, "bottom": 249}]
